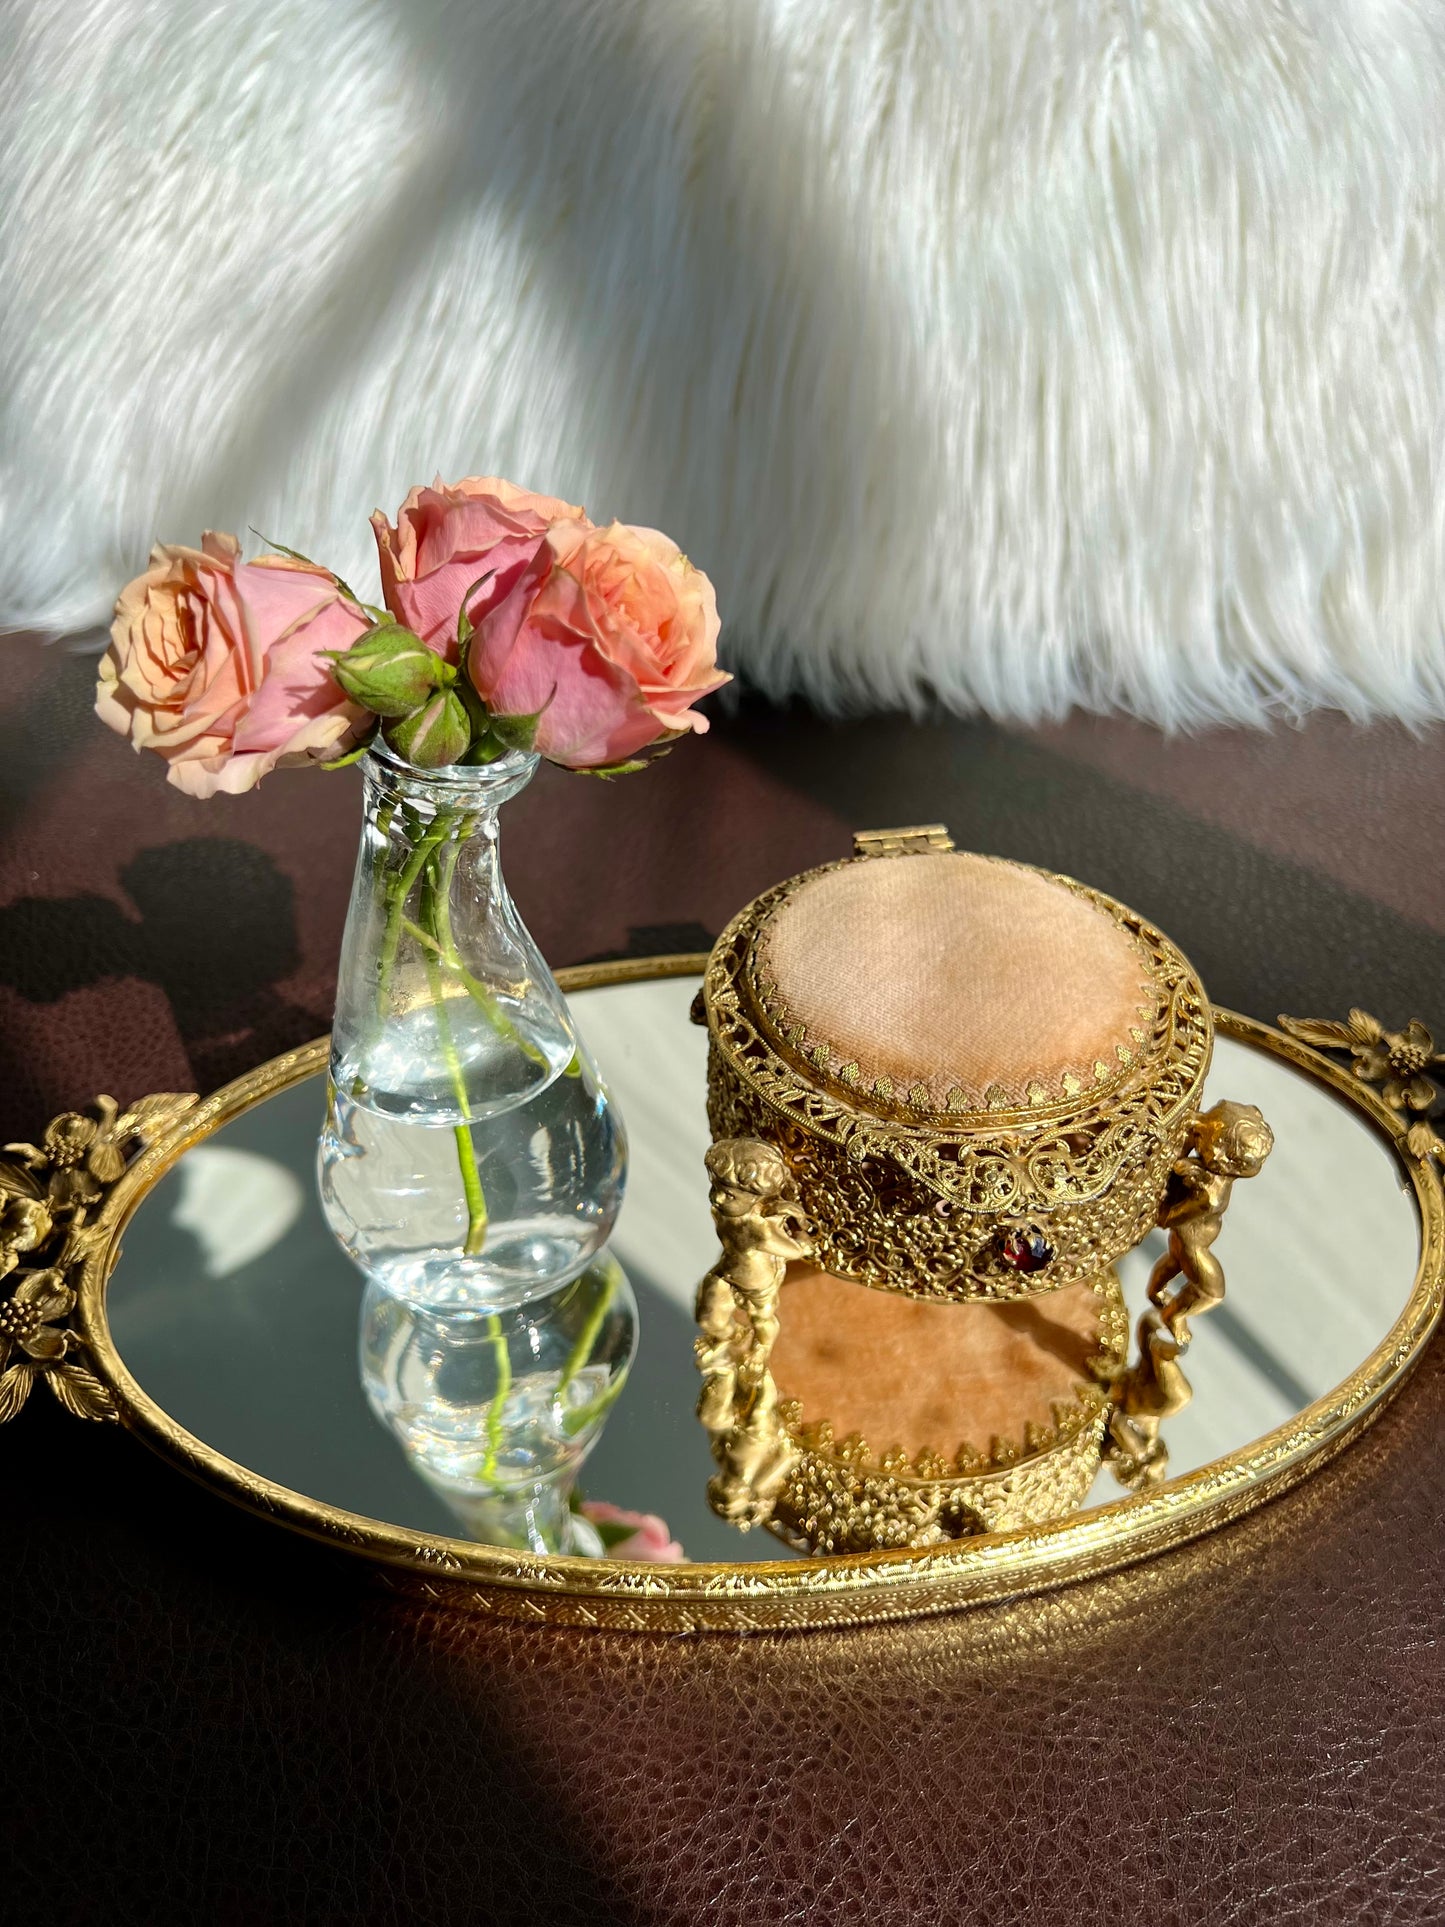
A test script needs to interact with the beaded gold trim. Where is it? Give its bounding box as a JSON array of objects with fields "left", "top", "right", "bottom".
[{"left": 701, "top": 855, "right": 1213, "bottom": 1301}]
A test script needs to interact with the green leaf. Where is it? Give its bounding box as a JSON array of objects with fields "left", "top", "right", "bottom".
[
  {"left": 591, "top": 1517, "right": 639, "bottom": 1548},
  {"left": 248, "top": 526, "right": 323, "bottom": 569},
  {"left": 489, "top": 708, "right": 544, "bottom": 753},
  {"left": 247, "top": 527, "right": 366, "bottom": 610},
  {"left": 318, "top": 727, "right": 379, "bottom": 771},
  {"left": 460, "top": 731, "right": 507, "bottom": 765},
  {"left": 456, "top": 570, "right": 497, "bottom": 645},
  {"left": 571, "top": 757, "right": 652, "bottom": 779},
  {"left": 452, "top": 675, "right": 500, "bottom": 762},
  {"left": 567, "top": 732, "right": 685, "bottom": 779}
]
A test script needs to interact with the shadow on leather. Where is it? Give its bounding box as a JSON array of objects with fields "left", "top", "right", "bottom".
[{"left": 0, "top": 837, "right": 319, "bottom": 1092}]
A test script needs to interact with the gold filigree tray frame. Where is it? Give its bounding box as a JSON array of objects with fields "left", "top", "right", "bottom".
[{"left": 6, "top": 956, "right": 1443, "bottom": 1635}]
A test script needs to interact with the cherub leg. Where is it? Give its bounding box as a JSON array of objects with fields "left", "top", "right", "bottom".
[
  {"left": 1161, "top": 1234, "right": 1226, "bottom": 1331},
  {"left": 1146, "top": 1237, "right": 1183, "bottom": 1309},
  {"left": 745, "top": 1299, "right": 780, "bottom": 1373},
  {"left": 696, "top": 1354, "right": 739, "bottom": 1432},
  {"left": 695, "top": 1271, "right": 740, "bottom": 1341},
  {"left": 695, "top": 1274, "right": 743, "bottom": 1430}
]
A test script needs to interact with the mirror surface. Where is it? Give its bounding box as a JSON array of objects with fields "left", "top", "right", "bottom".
[{"left": 106, "top": 976, "right": 1420, "bottom": 1564}]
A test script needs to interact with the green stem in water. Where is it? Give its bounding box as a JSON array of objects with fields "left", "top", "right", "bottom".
[
  {"left": 553, "top": 1271, "right": 617, "bottom": 1403},
  {"left": 479, "top": 1313, "right": 512, "bottom": 1482},
  {"left": 429, "top": 822, "right": 549, "bottom": 1071},
  {"left": 418, "top": 876, "right": 488, "bottom": 1258},
  {"left": 398, "top": 916, "right": 547, "bottom": 1068},
  {"left": 560, "top": 1370, "right": 628, "bottom": 1439},
  {"left": 376, "top": 808, "right": 457, "bottom": 1019},
  {"left": 452, "top": 1124, "right": 488, "bottom": 1258}
]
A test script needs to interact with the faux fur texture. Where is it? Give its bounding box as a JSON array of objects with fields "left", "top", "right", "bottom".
[{"left": 3, "top": 0, "right": 1444, "bottom": 724}]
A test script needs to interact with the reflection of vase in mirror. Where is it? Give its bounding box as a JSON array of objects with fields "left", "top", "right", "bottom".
[
  {"left": 319, "top": 743, "right": 627, "bottom": 1314},
  {"left": 359, "top": 1253, "right": 638, "bottom": 1553}
]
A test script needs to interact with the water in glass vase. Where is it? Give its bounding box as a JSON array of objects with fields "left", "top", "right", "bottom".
[
  {"left": 320, "top": 1042, "right": 623, "bottom": 1310},
  {"left": 318, "top": 744, "right": 627, "bottom": 1312}
]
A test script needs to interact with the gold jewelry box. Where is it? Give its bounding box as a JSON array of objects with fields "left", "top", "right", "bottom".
[
  {"left": 698, "top": 826, "right": 1213, "bottom": 1301},
  {"left": 692, "top": 828, "right": 1272, "bottom": 1549}
]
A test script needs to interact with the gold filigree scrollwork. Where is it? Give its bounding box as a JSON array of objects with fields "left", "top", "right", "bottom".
[
  {"left": 694, "top": 1137, "right": 811, "bottom": 1528},
  {"left": 1279, "top": 1010, "right": 1445, "bottom": 1166},
  {"left": 1105, "top": 1099, "right": 1274, "bottom": 1490},
  {"left": 0, "top": 1092, "right": 198, "bottom": 1422}
]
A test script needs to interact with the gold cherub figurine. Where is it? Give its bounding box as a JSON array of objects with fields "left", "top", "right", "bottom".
[
  {"left": 694, "top": 1137, "right": 812, "bottom": 1528},
  {"left": 695, "top": 1138, "right": 810, "bottom": 1391},
  {"left": 706, "top": 1373, "right": 800, "bottom": 1527},
  {"left": 1147, "top": 1100, "right": 1274, "bottom": 1338},
  {"left": 1106, "top": 1308, "right": 1193, "bottom": 1490},
  {"left": 1107, "top": 1099, "right": 1273, "bottom": 1489}
]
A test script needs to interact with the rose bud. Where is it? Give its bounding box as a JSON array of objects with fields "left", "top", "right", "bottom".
[
  {"left": 384, "top": 688, "right": 472, "bottom": 768},
  {"left": 328, "top": 625, "right": 446, "bottom": 717}
]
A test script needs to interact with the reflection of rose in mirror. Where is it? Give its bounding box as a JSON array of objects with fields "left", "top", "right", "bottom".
[{"left": 171, "top": 1146, "right": 304, "bottom": 1279}]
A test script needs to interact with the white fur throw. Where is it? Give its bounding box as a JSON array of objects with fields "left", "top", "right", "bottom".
[{"left": 3, "top": 0, "right": 1444, "bottom": 725}]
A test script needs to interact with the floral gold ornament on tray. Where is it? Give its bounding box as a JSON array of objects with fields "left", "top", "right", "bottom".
[
  {"left": 1278, "top": 1010, "right": 1445, "bottom": 1167},
  {"left": 1, "top": 1094, "right": 198, "bottom": 1421},
  {"left": 692, "top": 828, "right": 1275, "bottom": 1552},
  {"left": 94, "top": 475, "right": 727, "bottom": 1552}
]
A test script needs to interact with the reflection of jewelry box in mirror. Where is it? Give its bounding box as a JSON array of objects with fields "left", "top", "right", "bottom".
[
  {"left": 765, "top": 1267, "right": 1128, "bottom": 1552},
  {"left": 693, "top": 827, "right": 1270, "bottom": 1548}
]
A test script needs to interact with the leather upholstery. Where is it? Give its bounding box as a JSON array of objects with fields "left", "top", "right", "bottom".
[{"left": 3, "top": 643, "right": 1443, "bottom": 1923}]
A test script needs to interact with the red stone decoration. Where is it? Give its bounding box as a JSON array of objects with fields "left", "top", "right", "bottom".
[{"left": 998, "top": 1226, "right": 1054, "bottom": 1274}]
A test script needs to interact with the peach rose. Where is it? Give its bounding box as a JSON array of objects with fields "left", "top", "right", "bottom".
[
  {"left": 370, "top": 474, "right": 586, "bottom": 656},
  {"left": 97, "top": 533, "right": 371, "bottom": 797},
  {"left": 469, "top": 519, "right": 728, "bottom": 769}
]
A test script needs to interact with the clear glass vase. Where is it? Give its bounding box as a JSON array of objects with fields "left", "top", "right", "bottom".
[
  {"left": 319, "top": 743, "right": 626, "bottom": 1313},
  {"left": 359, "top": 1252, "right": 639, "bottom": 1553}
]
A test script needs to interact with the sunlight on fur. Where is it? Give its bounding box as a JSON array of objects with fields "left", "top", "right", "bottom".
[{"left": 3, "top": 0, "right": 1444, "bottom": 723}]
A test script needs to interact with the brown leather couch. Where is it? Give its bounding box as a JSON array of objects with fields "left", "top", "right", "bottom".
[{"left": 3, "top": 641, "right": 1442, "bottom": 1924}]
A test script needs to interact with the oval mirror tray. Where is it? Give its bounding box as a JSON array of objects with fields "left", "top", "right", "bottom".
[{"left": 49, "top": 958, "right": 1445, "bottom": 1633}]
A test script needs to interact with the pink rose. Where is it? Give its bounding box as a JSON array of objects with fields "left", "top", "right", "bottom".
[
  {"left": 371, "top": 475, "right": 587, "bottom": 657},
  {"left": 96, "top": 533, "right": 371, "bottom": 797},
  {"left": 469, "top": 519, "right": 729, "bottom": 769},
  {"left": 579, "top": 1500, "right": 685, "bottom": 1563}
]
